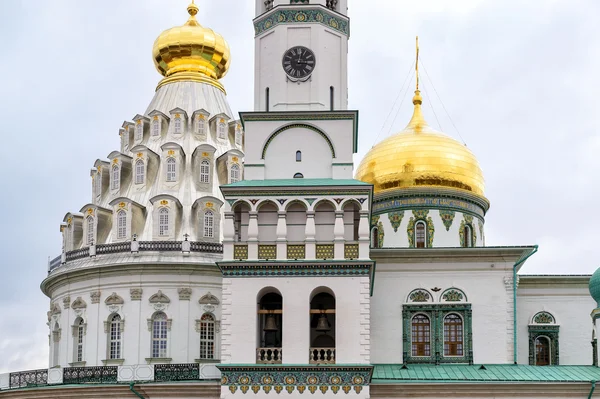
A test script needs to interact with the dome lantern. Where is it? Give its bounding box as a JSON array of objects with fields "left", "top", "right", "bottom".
[{"left": 152, "top": 1, "right": 231, "bottom": 92}]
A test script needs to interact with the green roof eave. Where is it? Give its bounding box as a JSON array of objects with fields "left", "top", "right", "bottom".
[{"left": 221, "top": 178, "right": 371, "bottom": 188}]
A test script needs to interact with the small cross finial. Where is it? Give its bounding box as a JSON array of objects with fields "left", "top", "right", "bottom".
[
  {"left": 415, "top": 36, "right": 420, "bottom": 91},
  {"left": 184, "top": 233, "right": 189, "bottom": 241}
]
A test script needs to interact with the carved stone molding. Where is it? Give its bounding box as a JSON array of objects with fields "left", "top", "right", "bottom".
[
  {"left": 90, "top": 291, "right": 101, "bottom": 304},
  {"left": 71, "top": 297, "right": 87, "bottom": 310},
  {"left": 149, "top": 290, "right": 171, "bottom": 304},
  {"left": 199, "top": 292, "right": 220, "bottom": 305},
  {"left": 130, "top": 288, "right": 143, "bottom": 301},
  {"left": 178, "top": 288, "right": 192, "bottom": 301},
  {"left": 63, "top": 296, "right": 71, "bottom": 309},
  {"left": 105, "top": 292, "right": 125, "bottom": 305}
]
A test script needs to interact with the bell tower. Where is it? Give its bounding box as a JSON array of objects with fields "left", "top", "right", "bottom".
[{"left": 254, "top": 0, "right": 349, "bottom": 111}]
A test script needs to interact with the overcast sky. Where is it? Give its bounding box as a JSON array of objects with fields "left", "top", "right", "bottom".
[{"left": 0, "top": 0, "right": 598, "bottom": 373}]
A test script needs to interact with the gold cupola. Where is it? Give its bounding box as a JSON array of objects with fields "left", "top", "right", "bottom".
[
  {"left": 355, "top": 39, "right": 486, "bottom": 199},
  {"left": 152, "top": 1, "right": 231, "bottom": 92}
]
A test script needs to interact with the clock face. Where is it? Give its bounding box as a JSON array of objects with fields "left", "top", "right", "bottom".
[{"left": 282, "top": 46, "right": 316, "bottom": 80}]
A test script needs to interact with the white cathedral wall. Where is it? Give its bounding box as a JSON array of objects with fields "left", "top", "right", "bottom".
[
  {"left": 222, "top": 276, "right": 370, "bottom": 365},
  {"left": 48, "top": 270, "right": 221, "bottom": 367},
  {"left": 516, "top": 284, "right": 595, "bottom": 365},
  {"left": 371, "top": 264, "right": 514, "bottom": 364},
  {"left": 376, "top": 209, "right": 484, "bottom": 248}
]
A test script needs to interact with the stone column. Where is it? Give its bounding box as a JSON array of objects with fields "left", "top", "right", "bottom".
[
  {"left": 247, "top": 211, "right": 259, "bottom": 260},
  {"left": 276, "top": 211, "right": 287, "bottom": 260},
  {"left": 334, "top": 211, "right": 345, "bottom": 259},
  {"left": 358, "top": 211, "right": 370, "bottom": 259},
  {"left": 305, "top": 211, "right": 316, "bottom": 260},
  {"left": 223, "top": 212, "right": 235, "bottom": 260}
]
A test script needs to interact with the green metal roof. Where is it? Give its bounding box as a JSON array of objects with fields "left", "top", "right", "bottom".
[
  {"left": 222, "top": 178, "right": 371, "bottom": 188},
  {"left": 372, "top": 364, "right": 600, "bottom": 383}
]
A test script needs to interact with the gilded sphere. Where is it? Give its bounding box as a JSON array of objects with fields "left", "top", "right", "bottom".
[
  {"left": 356, "top": 92, "right": 485, "bottom": 197},
  {"left": 152, "top": 3, "right": 230, "bottom": 83}
]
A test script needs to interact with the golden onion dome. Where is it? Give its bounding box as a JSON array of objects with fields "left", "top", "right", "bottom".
[
  {"left": 355, "top": 90, "right": 486, "bottom": 198},
  {"left": 152, "top": 2, "right": 230, "bottom": 92}
]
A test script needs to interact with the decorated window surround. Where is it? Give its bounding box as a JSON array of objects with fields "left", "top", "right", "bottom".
[
  {"left": 107, "top": 313, "right": 124, "bottom": 360},
  {"left": 109, "top": 198, "right": 145, "bottom": 243},
  {"left": 150, "top": 311, "right": 170, "bottom": 359},
  {"left": 148, "top": 110, "right": 169, "bottom": 139},
  {"left": 150, "top": 195, "right": 182, "bottom": 240},
  {"left": 402, "top": 303, "right": 473, "bottom": 365},
  {"left": 192, "top": 197, "right": 223, "bottom": 242},
  {"left": 210, "top": 113, "right": 230, "bottom": 142},
  {"left": 161, "top": 143, "right": 184, "bottom": 186},
  {"left": 192, "top": 109, "right": 209, "bottom": 139},
  {"left": 528, "top": 311, "right": 559, "bottom": 366},
  {"left": 72, "top": 317, "right": 86, "bottom": 364},
  {"left": 198, "top": 313, "right": 216, "bottom": 360},
  {"left": 169, "top": 108, "right": 187, "bottom": 137}
]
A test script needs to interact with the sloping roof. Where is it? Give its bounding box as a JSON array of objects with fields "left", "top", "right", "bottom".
[
  {"left": 222, "top": 178, "right": 371, "bottom": 188},
  {"left": 372, "top": 364, "right": 600, "bottom": 383}
]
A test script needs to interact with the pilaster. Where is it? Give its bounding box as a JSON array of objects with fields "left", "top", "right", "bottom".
[
  {"left": 334, "top": 211, "right": 345, "bottom": 259},
  {"left": 247, "top": 212, "right": 258, "bottom": 260},
  {"left": 276, "top": 211, "right": 287, "bottom": 260},
  {"left": 305, "top": 212, "right": 316, "bottom": 260},
  {"left": 358, "top": 211, "right": 370, "bottom": 259}
]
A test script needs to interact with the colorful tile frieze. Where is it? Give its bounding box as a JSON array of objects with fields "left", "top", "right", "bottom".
[
  {"left": 459, "top": 215, "right": 477, "bottom": 247},
  {"left": 387, "top": 211, "right": 404, "bottom": 232},
  {"left": 218, "top": 365, "right": 372, "bottom": 395},
  {"left": 218, "top": 262, "right": 373, "bottom": 277},
  {"left": 439, "top": 210, "right": 455, "bottom": 231},
  {"left": 373, "top": 196, "right": 484, "bottom": 218},
  {"left": 376, "top": 221, "right": 384, "bottom": 248},
  {"left": 407, "top": 210, "right": 434, "bottom": 248},
  {"left": 254, "top": 8, "right": 350, "bottom": 37}
]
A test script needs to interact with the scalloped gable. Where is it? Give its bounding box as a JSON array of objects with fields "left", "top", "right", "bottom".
[
  {"left": 71, "top": 297, "right": 87, "bottom": 309},
  {"left": 149, "top": 290, "right": 171, "bottom": 304},
  {"left": 199, "top": 292, "right": 219, "bottom": 305},
  {"left": 105, "top": 292, "right": 125, "bottom": 305}
]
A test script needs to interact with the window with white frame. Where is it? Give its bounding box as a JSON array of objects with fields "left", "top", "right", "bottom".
[
  {"left": 74, "top": 317, "right": 85, "bottom": 362},
  {"left": 152, "top": 119, "right": 160, "bottom": 136},
  {"left": 415, "top": 221, "right": 426, "bottom": 248},
  {"left": 111, "top": 165, "right": 120, "bottom": 190},
  {"left": 174, "top": 117, "right": 182, "bottom": 134},
  {"left": 95, "top": 172, "right": 102, "bottom": 197},
  {"left": 135, "top": 159, "right": 144, "bottom": 185},
  {"left": 235, "top": 129, "right": 242, "bottom": 145},
  {"left": 117, "top": 210, "right": 127, "bottom": 239},
  {"left": 230, "top": 164, "right": 240, "bottom": 183},
  {"left": 218, "top": 121, "right": 226, "bottom": 139},
  {"left": 158, "top": 208, "right": 169, "bottom": 236},
  {"left": 204, "top": 210, "right": 214, "bottom": 238},
  {"left": 86, "top": 216, "right": 94, "bottom": 245},
  {"left": 166, "top": 158, "right": 177, "bottom": 182},
  {"left": 200, "top": 159, "right": 210, "bottom": 183},
  {"left": 151, "top": 312, "right": 168, "bottom": 358},
  {"left": 199, "top": 313, "right": 215, "bottom": 359},
  {"left": 197, "top": 118, "right": 205, "bottom": 135},
  {"left": 108, "top": 314, "right": 122, "bottom": 359},
  {"left": 135, "top": 122, "right": 143, "bottom": 141}
]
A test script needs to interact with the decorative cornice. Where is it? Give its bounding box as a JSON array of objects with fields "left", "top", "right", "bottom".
[
  {"left": 217, "top": 260, "right": 374, "bottom": 278},
  {"left": 130, "top": 288, "right": 143, "bottom": 301},
  {"left": 105, "top": 292, "right": 124, "bottom": 305},
  {"left": 178, "top": 287, "right": 192, "bottom": 301},
  {"left": 254, "top": 6, "right": 350, "bottom": 37}
]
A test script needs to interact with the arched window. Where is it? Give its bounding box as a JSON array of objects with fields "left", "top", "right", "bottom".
[
  {"left": 257, "top": 291, "right": 283, "bottom": 363},
  {"left": 86, "top": 216, "right": 94, "bottom": 245},
  {"left": 199, "top": 313, "right": 215, "bottom": 360},
  {"left": 535, "top": 336, "right": 551, "bottom": 366},
  {"left": 204, "top": 210, "right": 214, "bottom": 238},
  {"left": 107, "top": 314, "right": 123, "bottom": 359},
  {"left": 117, "top": 210, "right": 127, "bottom": 239},
  {"left": 230, "top": 164, "right": 240, "bottom": 183},
  {"left": 411, "top": 314, "right": 430, "bottom": 356},
  {"left": 135, "top": 122, "right": 143, "bottom": 141},
  {"left": 415, "top": 221, "right": 426, "bottom": 248},
  {"left": 158, "top": 208, "right": 169, "bottom": 237},
  {"left": 443, "top": 314, "right": 463, "bottom": 356},
  {"left": 200, "top": 159, "right": 210, "bottom": 183},
  {"left": 296, "top": 150, "right": 302, "bottom": 162},
  {"left": 166, "top": 158, "right": 177, "bottom": 182},
  {"left": 372, "top": 227, "right": 379, "bottom": 248},
  {"left": 152, "top": 119, "right": 160, "bottom": 136},
  {"left": 197, "top": 118, "right": 205, "bottom": 135},
  {"left": 218, "top": 121, "right": 227, "bottom": 139},
  {"left": 74, "top": 318, "right": 85, "bottom": 362},
  {"left": 293, "top": 173, "right": 304, "bottom": 178},
  {"left": 135, "top": 159, "right": 145, "bottom": 185},
  {"left": 151, "top": 312, "right": 168, "bottom": 358},
  {"left": 309, "top": 290, "right": 336, "bottom": 364},
  {"left": 174, "top": 117, "right": 182, "bottom": 134},
  {"left": 463, "top": 225, "right": 473, "bottom": 248},
  {"left": 52, "top": 322, "right": 60, "bottom": 367},
  {"left": 111, "top": 165, "right": 120, "bottom": 190}
]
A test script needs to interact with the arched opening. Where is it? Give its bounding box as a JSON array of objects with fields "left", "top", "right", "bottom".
[
  {"left": 343, "top": 201, "right": 360, "bottom": 241},
  {"left": 199, "top": 313, "right": 216, "bottom": 360},
  {"left": 257, "top": 201, "right": 278, "bottom": 242},
  {"left": 293, "top": 172, "right": 304, "bottom": 178},
  {"left": 73, "top": 317, "right": 85, "bottom": 363},
  {"left": 309, "top": 289, "right": 336, "bottom": 364},
  {"left": 415, "top": 221, "right": 426, "bottom": 248},
  {"left": 152, "top": 119, "right": 160, "bottom": 136},
  {"left": 173, "top": 117, "right": 182, "bottom": 134},
  {"left": 197, "top": 117, "right": 206, "bottom": 135},
  {"left": 463, "top": 225, "right": 473, "bottom": 247},
  {"left": 233, "top": 202, "right": 250, "bottom": 242},
  {"left": 286, "top": 202, "right": 307, "bottom": 243},
  {"left": 108, "top": 314, "right": 122, "bottom": 360},
  {"left": 86, "top": 216, "right": 95, "bottom": 246},
  {"left": 151, "top": 312, "right": 168, "bottom": 358},
  {"left": 371, "top": 226, "right": 379, "bottom": 248},
  {"left": 111, "top": 165, "right": 120, "bottom": 190},
  {"left": 296, "top": 150, "right": 302, "bottom": 162},
  {"left": 411, "top": 314, "right": 430, "bottom": 356},
  {"left": 443, "top": 313, "right": 464, "bottom": 356},
  {"left": 535, "top": 336, "right": 551, "bottom": 366},
  {"left": 315, "top": 201, "right": 335, "bottom": 243},
  {"left": 257, "top": 290, "right": 283, "bottom": 363}
]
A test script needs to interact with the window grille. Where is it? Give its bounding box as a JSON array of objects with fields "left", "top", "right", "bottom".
[
  {"left": 76, "top": 319, "right": 84, "bottom": 362},
  {"left": 166, "top": 158, "right": 177, "bottom": 182},
  {"left": 411, "top": 314, "right": 430, "bottom": 356},
  {"left": 158, "top": 208, "right": 169, "bottom": 237},
  {"left": 117, "top": 210, "right": 127, "bottom": 239},
  {"left": 135, "top": 123, "right": 143, "bottom": 141},
  {"left": 218, "top": 122, "right": 226, "bottom": 139},
  {"left": 174, "top": 118, "right": 182, "bottom": 134},
  {"left": 204, "top": 210, "right": 214, "bottom": 238},
  {"left": 111, "top": 165, "right": 120, "bottom": 190},
  {"left": 86, "top": 216, "right": 94, "bottom": 245},
  {"left": 230, "top": 164, "right": 240, "bottom": 183},
  {"left": 200, "top": 159, "right": 210, "bottom": 183},
  {"left": 152, "top": 119, "right": 160, "bottom": 136},
  {"left": 443, "top": 314, "right": 464, "bottom": 356},
  {"left": 197, "top": 119, "right": 205, "bottom": 135},
  {"left": 415, "top": 221, "right": 426, "bottom": 248},
  {"left": 135, "top": 160, "right": 144, "bottom": 184}
]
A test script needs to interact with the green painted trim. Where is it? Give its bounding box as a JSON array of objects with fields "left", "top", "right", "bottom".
[
  {"left": 244, "top": 164, "right": 263, "bottom": 167},
  {"left": 333, "top": 163, "right": 354, "bottom": 166},
  {"left": 254, "top": 7, "right": 350, "bottom": 37},
  {"left": 373, "top": 195, "right": 486, "bottom": 219},
  {"left": 528, "top": 325, "right": 559, "bottom": 365},
  {"left": 129, "top": 383, "right": 145, "bottom": 399},
  {"left": 223, "top": 178, "right": 368, "bottom": 188},
  {"left": 513, "top": 245, "right": 538, "bottom": 364},
  {"left": 261, "top": 123, "right": 336, "bottom": 159}
]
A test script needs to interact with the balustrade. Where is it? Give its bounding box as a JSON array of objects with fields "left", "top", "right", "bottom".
[
  {"left": 154, "top": 363, "right": 199, "bottom": 382},
  {"left": 287, "top": 244, "right": 305, "bottom": 260},
  {"left": 9, "top": 369, "right": 48, "bottom": 389},
  {"left": 258, "top": 244, "right": 277, "bottom": 260},
  {"left": 62, "top": 366, "right": 118, "bottom": 384},
  {"left": 344, "top": 243, "right": 359, "bottom": 259},
  {"left": 316, "top": 244, "right": 335, "bottom": 259},
  {"left": 309, "top": 347, "right": 336, "bottom": 364},
  {"left": 234, "top": 244, "right": 248, "bottom": 260},
  {"left": 256, "top": 347, "right": 282, "bottom": 364}
]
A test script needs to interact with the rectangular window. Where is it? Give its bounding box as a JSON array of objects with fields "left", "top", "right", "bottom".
[
  {"left": 152, "top": 319, "right": 168, "bottom": 358},
  {"left": 199, "top": 315, "right": 215, "bottom": 359},
  {"left": 117, "top": 211, "right": 127, "bottom": 239},
  {"left": 197, "top": 119, "right": 205, "bottom": 135},
  {"left": 135, "top": 123, "right": 143, "bottom": 141},
  {"left": 109, "top": 316, "right": 122, "bottom": 359},
  {"left": 152, "top": 119, "right": 160, "bottom": 136},
  {"left": 218, "top": 122, "right": 226, "bottom": 139},
  {"left": 167, "top": 159, "right": 176, "bottom": 182},
  {"left": 174, "top": 118, "right": 182, "bottom": 134},
  {"left": 76, "top": 325, "right": 84, "bottom": 362}
]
